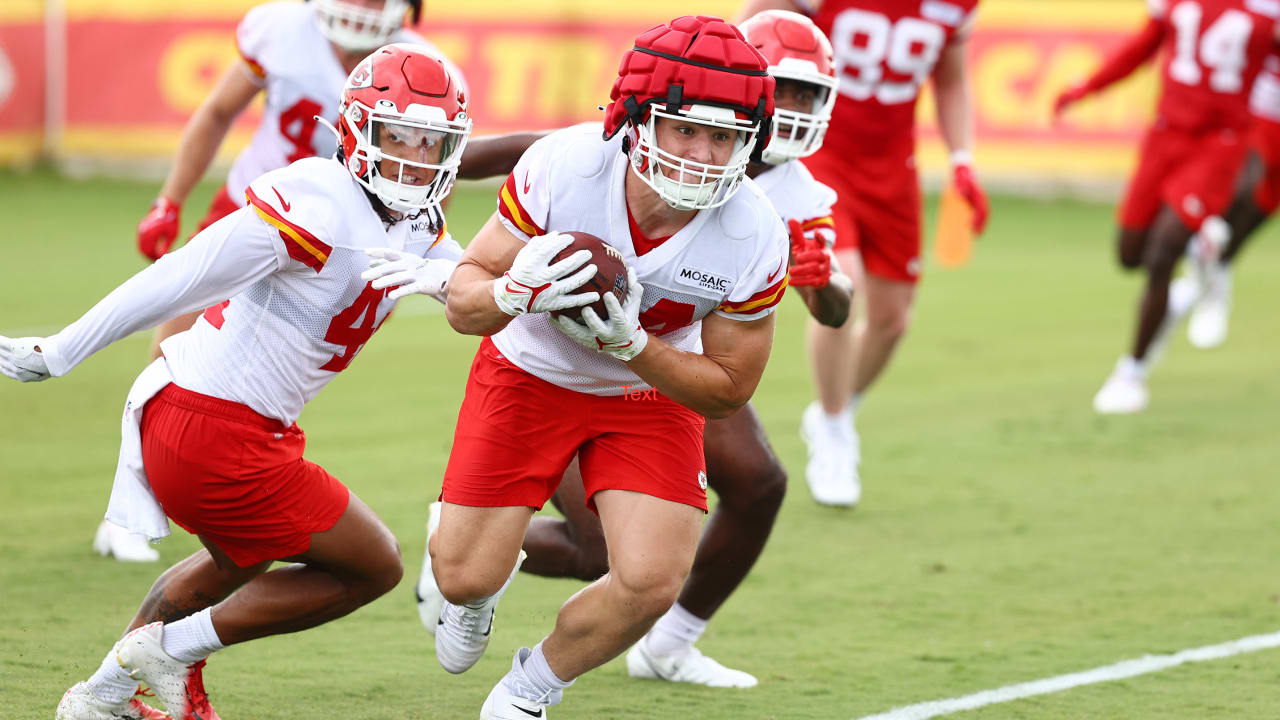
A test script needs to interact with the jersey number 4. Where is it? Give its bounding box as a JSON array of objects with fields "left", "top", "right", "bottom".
[
  {"left": 829, "top": 9, "right": 947, "bottom": 104},
  {"left": 1168, "top": 2, "right": 1255, "bottom": 93},
  {"left": 320, "top": 283, "right": 389, "bottom": 372},
  {"left": 280, "top": 98, "right": 324, "bottom": 164}
]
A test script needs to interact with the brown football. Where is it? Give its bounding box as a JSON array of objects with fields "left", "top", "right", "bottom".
[{"left": 549, "top": 231, "right": 629, "bottom": 323}]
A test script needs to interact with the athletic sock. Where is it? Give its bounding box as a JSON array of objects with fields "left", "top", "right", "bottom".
[
  {"left": 160, "top": 608, "right": 225, "bottom": 664},
  {"left": 1122, "top": 355, "right": 1149, "bottom": 378},
  {"left": 86, "top": 645, "right": 138, "bottom": 705},
  {"left": 644, "top": 602, "right": 708, "bottom": 656},
  {"left": 515, "top": 641, "right": 574, "bottom": 702},
  {"left": 847, "top": 392, "right": 863, "bottom": 414}
]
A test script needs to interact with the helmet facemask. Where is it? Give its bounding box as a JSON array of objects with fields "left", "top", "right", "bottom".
[
  {"left": 631, "top": 104, "right": 761, "bottom": 211},
  {"left": 313, "top": 0, "right": 408, "bottom": 51},
  {"left": 761, "top": 59, "right": 837, "bottom": 165},
  {"left": 339, "top": 99, "right": 471, "bottom": 214}
]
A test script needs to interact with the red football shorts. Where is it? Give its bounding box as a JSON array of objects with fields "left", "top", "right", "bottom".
[
  {"left": 191, "top": 186, "right": 243, "bottom": 239},
  {"left": 443, "top": 338, "right": 708, "bottom": 512},
  {"left": 141, "top": 383, "right": 350, "bottom": 567},
  {"left": 803, "top": 142, "right": 922, "bottom": 284},
  {"left": 1248, "top": 116, "right": 1280, "bottom": 214},
  {"left": 1119, "top": 124, "right": 1247, "bottom": 232}
]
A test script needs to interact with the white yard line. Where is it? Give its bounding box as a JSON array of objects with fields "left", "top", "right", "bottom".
[{"left": 853, "top": 630, "right": 1280, "bottom": 720}]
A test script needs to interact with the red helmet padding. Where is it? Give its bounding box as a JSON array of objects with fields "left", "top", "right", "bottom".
[
  {"left": 604, "top": 15, "right": 775, "bottom": 138},
  {"left": 740, "top": 11, "right": 834, "bottom": 75}
]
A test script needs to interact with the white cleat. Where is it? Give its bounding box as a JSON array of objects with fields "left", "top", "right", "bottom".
[
  {"left": 800, "top": 402, "right": 860, "bottom": 507},
  {"left": 55, "top": 682, "right": 170, "bottom": 720},
  {"left": 480, "top": 648, "right": 562, "bottom": 720},
  {"left": 626, "top": 641, "right": 758, "bottom": 688},
  {"left": 93, "top": 520, "right": 159, "bottom": 563},
  {"left": 1188, "top": 266, "right": 1232, "bottom": 349},
  {"left": 1093, "top": 357, "right": 1149, "bottom": 415},
  {"left": 415, "top": 501, "right": 444, "bottom": 633},
  {"left": 116, "top": 623, "right": 220, "bottom": 720},
  {"left": 435, "top": 550, "right": 526, "bottom": 674}
]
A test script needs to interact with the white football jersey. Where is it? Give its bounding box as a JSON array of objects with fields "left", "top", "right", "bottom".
[
  {"left": 164, "top": 157, "right": 458, "bottom": 424},
  {"left": 225, "top": 1, "right": 460, "bottom": 206},
  {"left": 751, "top": 160, "right": 838, "bottom": 248},
  {"left": 492, "top": 123, "right": 789, "bottom": 396},
  {"left": 1251, "top": 55, "right": 1280, "bottom": 122}
]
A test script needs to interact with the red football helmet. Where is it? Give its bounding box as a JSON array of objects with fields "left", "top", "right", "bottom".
[
  {"left": 603, "top": 15, "right": 774, "bottom": 210},
  {"left": 332, "top": 43, "right": 471, "bottom": 213},
  {"left": 312, "top": 0, "right": 421, "bottom": 51},
  {"left": 740, "top": 10, "right": 837, "bottom": 164}
]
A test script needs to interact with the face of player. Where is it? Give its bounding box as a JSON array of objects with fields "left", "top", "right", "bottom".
[
  {"left": 376, "top": 124, "right": 447, "bottom": 187},
  {"left": 654, "top": 115, "right": 739, "bottom": 183},
  {"left": 774, "top": 79, "right": 820, "bottom": 139}
]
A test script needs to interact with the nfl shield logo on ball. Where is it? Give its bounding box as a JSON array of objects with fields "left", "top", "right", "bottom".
[{"left": 697, "top": 471, "right": 708, "bottom": 490}]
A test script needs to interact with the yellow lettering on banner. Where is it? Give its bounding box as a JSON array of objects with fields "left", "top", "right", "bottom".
[
  {"left": 160, "top": 31, "right": 239, "bottom": 114},
  {"left": 976, "top": 42, "right": 1041, "bottom": 130},
  {"left": 484, "top": 34, "right": 612, "bottom": 123},
  {"left": 425, "top": 33, "right": 470, "bottom": 72}
]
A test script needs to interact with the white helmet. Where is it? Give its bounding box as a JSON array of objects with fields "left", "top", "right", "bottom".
[{"left": 313, "top": 0, "right": 414, "bottom": 51}]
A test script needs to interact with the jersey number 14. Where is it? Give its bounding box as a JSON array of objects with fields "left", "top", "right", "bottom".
[{"left": 1168, "top": 1, "right": 1255, "bottom": 93}]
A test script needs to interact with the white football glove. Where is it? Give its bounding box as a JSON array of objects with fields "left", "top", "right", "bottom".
[
  {"left": 493, "top": 232, "right": 600, "bottom": 316},
  {"left": 0, "top": 335, "right": 52, "bottom": 382},
  {"left": 552, "top": 268, "right": 648, "bottom": 362},
  {"left": 362, "top": 248, "right": 456, "bottom": 303}
]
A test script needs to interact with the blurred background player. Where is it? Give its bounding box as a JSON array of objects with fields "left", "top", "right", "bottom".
[
  {"left": 415, "top": 10, "right": 853, "bottom": 689},
  {"left": 1054, "top": 0, "right": 1280, "bottom": 414},
  {"left": 738, "top": 0, "right": 987, "bottom": 508},
  {"left": 416, "top": 16, "right": 790, "bottom": 718},
  {"left": 96, "top": 0, "right": 452, "bottom": 563},
  {"left": 1178, "top": 53, "right": 1280, "bottom": 349},
  {"left": 1, "top": 45, "right": 469, "bottom": 720}
]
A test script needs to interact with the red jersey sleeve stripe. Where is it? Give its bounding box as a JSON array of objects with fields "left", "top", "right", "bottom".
[
  {"left": 717, "top": 274, "right": 789, "bottom": 314},
  {"left": 237, "top": 47, "right": 266, "bottom": 80},
  {"left": 801, "top": 216, "right": 836, "bottom": 231},
  {"left": 246, "top": 186, "right": 331, "bottom": 273},
  {"left": 498, "top": 174, "right": 544, "bottom": 237}
]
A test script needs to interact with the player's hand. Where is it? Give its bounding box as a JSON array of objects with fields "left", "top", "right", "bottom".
[
  {"left": 493, "top": 231, "right": 600, "bottom": 316},
  {"left": 787, "top": 219, "right": 831, "bottom": 288},
  {"left": 952, "top": 163, "right": 989, "bottom": 235},
  {"left": 137, "top": 197, "right": 181, "bottom": 262},
  {"left": 0, "top": 335, "right": 52, "bottom": 383},
  {"left": 1053, "top": 84, "right": 1089, "bottom": 120},
  {"left": 362, "top": 248, "right": 457, "bottom": 303},
  {"left": 552, "top": 268, "right": 648, "bottom": 362}
]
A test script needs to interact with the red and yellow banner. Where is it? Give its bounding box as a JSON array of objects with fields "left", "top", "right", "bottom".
[{"left": 0, "top": 0, "right": 1160, "bottom": 183}]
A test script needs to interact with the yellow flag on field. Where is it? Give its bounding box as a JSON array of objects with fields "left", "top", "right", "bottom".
[{"left": 934, "top": 184, "right": 975, "bottom": 269}]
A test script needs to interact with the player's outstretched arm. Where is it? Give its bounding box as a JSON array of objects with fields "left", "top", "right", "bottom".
[
  {"left": 457, "top": 131, "right": 551, "bottom": 181},
  {"left": 446, "top": 214, "right": 598, "bottom": 336},
  {"left": 137, "top": 64, "right": 262, "bottom": 261},
  {"left": 1054, "top": 18, "right": 1165, "bottom": 118},
  {"left": 629, "top": 311, "right": 776, "bottom": 419}
]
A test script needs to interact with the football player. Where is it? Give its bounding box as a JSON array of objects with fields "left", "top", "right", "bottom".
[
  {"left": 99, "top": 0, "right": 452, "bottom": 564},
  {"left": 415, "top": 10, "right": 852, "bottom": 690},
  {"left": 738, "top": 0, "right": 988, "bottom": 507},
  {"left": 1054, "top": 0, "right": 1280, "bottom": 413},
  {"left": 414, "top": 16, "right": 791, "bottom": 718},
  {"left": 2, "top": 45, "right": 469, "bottom": 720}
]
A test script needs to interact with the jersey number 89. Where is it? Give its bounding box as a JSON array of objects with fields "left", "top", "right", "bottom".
[{"left": 829, "top": 9, "right": 946, "bottom": 105}]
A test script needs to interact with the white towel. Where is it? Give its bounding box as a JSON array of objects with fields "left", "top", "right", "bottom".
[{"left": 105, "top": 358, "right": 174, "bottom": 541}]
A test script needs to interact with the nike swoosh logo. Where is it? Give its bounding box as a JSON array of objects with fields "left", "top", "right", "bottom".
[
  {"left": 513, "top": 705, "right": 543, "bottom": 718},
  {"left": 522, "top": 170, "right": 531, "bottom": 194},
  {"left": 505, "top": 282, "right": 527, "bottom": 295},
  {"left": 272, "top": 187, "right": 291, "bottom": 212},
  {"left": 766, "top": 258, "right": 784, "bottom": 284}
]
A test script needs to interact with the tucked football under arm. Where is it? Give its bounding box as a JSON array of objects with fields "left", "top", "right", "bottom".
[{"left": 626, "top": 310, "right": 776, "bottom": 419}]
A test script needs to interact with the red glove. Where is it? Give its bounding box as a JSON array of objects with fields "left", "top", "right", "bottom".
[
  {"left": 787, "top": 219, "right": 831, "bottom": 288},
  {"left": 952, "top": 164, "right": 989, "bottom": 235},
  {"left": 1053, "top": 84, "right": 1090, "bottom": 119},
  {"left": 137, "top": 197, "right": 181, "bottom": 261}
]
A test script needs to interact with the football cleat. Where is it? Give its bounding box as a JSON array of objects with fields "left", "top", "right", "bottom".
[
  {"left": 626, "top": 641, "right": 758, "bottom": 689},
  {"left": 1092, "top": 357, "right": 1149, "bottom": 415},
  {"left": 800, "top": 402, "right": 860, "bottom": 507},
  {"left": 55, "top": 682, "right": 170, "bottom": 720},
  {"left": 415, "top": 501, "right": 445, "bottom": 633},
  {"left": 480, "top": 648, "right": 562, "bottom": 720},
  {"left": 93, "top": 520, "right": 160, "bottom": 563},
  {"left": 116, "top": 623, "right": 219, "bottom": 720},
  {"left": 434, "top": 550, "right": 526, "bottom": 674},
  {"left": 1188, "top": 266, "right": 1232, "bottom": 349}
]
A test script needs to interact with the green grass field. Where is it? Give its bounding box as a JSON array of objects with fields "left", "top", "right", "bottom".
[{"left": 2, "top": 169, "right": 1278, "bottom": 720}]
